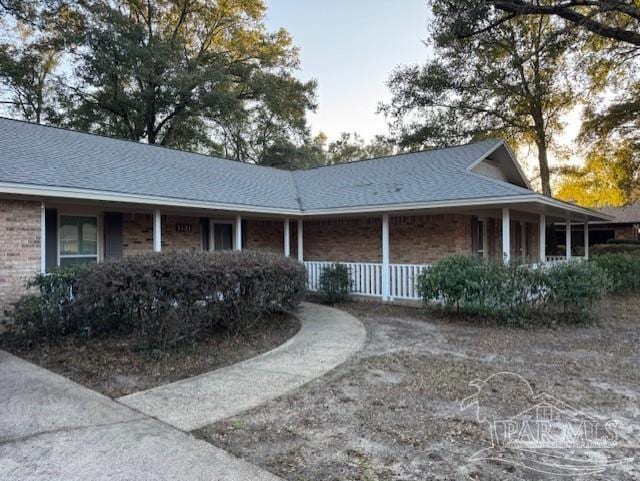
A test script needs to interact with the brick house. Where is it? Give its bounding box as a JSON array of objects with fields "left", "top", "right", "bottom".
[{"left": 0, "top": 118, "right": 610, "bottom": 313}]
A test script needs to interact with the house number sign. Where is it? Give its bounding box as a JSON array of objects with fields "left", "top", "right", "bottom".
[{"left": 176, "top": 223, "right": 192, "bottom": 232}]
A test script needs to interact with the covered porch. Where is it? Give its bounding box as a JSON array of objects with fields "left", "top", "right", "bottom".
[{"left": 38, "top": 197, "right": 597, "bottom": 302}]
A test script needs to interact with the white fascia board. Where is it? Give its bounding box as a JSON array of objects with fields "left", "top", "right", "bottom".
[
  {"left": 0, "top": 182, "right": 613, "bottom": 221},
  {"left": 298, "top": 195, "right": 542, "bottom": 215},
  {"left": 0, "top": 182, "right": 300, "bottom": 216}
]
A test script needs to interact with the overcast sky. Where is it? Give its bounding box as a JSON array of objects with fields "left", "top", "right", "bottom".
[{"left": 265, "top": 0, "right": 431, "bottom": 141}]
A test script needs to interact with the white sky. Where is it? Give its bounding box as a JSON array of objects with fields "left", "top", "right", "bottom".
[{"left": 265, "top": 0, "right": 431, "bottom": 141}]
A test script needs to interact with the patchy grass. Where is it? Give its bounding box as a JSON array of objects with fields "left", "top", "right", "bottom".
[
  {"left": 0, "top": 313, "right": 299, "bottom": 398},
  {"left": 196, "top": 294, "right": 640, "bottom": 481}
]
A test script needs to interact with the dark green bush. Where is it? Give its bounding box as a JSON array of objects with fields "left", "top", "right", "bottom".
[
  {"left": 544, "top": 261, "right": 611, "bottom": 319},
  {"left": 12, "top": 251, "right": 306, "bottom": 349},
  {"left": 592, "top": 253, "right": 640, "bottom": 290},
  {"left": 591, "top": 243, "right": 640, "bottom": 256},
  {"left": 417, "top": 256, "right": 547, "bottom": 321},
  {"left": 417, "top": 255, "right": 612, "bottom": 323},
  {"left": 319, "top": 263, "right": 352, "bottom": 304},
  {"left": 12, "top": 265, "right": 86, "bottom": 338},
  {"left": 606, "top": 238, "right": 640, "bottom": 245}
]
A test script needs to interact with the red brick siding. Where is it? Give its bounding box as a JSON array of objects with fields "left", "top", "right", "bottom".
[
  {"left": 245, "top": 220, "right": 284, "bottom": 254},
  {"left": 162, "top": 215, "right": 202, "bottom": 251},
  {"left": 122, "top": 213, "right": 153, "bottom": 255},
  {"left": 0, "top": 199, "right": 40, "bottom": 316},
  {"left": 614, "top": 225, "right": 638, "bottom": 241},
  {"left": 122, "top": 214, "right": 202, "bottom": 254},
  {"left": 390, "top": 214, "right": 472, "bottom": 264},
  {"left": 303, "top": 218, "right": 382, "bottom": 263}
]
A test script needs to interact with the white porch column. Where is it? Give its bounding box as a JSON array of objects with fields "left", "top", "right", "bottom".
[
  {"left": 584, "top": 220, "right": 589, "bottom": 260},
  {"left": 40, "top": 202, "right": 46, "bottom": 273},
  {"left": 284, "top": 218, "right": 290, "bottom": 257},
  {"left": 153, "top": 209, "right": 162, "bottom": 252},
  {"left": 381, "top": 214, "right": 390, "bottom": 301},
  {"left": 539, "top": 214, "right": 546, "bottom": 263},
  {"left": 502, "top": 207, "right": 510, "bottom": 264},
  {"left": 234, "top": 215, "right": 242, "bottom": 251},
  {"left": 566, "top": 218, "right": 572, "bottom": 260},
  {"left": 297, "top": 219, "right": 303, "bottom": 262}
]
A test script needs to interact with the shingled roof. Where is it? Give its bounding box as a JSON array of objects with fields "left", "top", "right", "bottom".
[
  {"left": 596, "top": 203, "right": 640, "bottom": 224},
  {"left": 0, "top": 117, "right": 608, "bottom": 220}
]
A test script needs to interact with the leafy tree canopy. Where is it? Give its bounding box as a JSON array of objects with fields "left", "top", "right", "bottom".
[
  {"left": 381, "top": 0, "right": 577, "bottom": 196},
  {"left": 556, "top": 141, "right": 637, "bottom": 208}
]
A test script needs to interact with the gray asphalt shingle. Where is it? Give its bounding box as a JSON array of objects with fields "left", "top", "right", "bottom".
[{"left": 0, "top": 117, "right": 533, "bottom": 212}]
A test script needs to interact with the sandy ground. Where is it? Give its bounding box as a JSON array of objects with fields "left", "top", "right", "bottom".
[
  {"left": 1, "top": 313, "right": 299, "bottom": 398},
  {"left": 196, "top": 295, "right": 640, "bottom": 480}
]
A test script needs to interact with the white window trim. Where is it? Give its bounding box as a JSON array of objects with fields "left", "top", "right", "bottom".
[{"left": 57, "top": 211, "right": 103, "bottom": 266}]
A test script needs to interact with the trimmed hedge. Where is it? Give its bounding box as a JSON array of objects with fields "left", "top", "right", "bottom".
[
  {"left": 417, "top": 255, "right": 613, "bottom": 323},
  {"left": 12, "top": 250, "right": 306, "bottom": 348},
  {"left": 591, "top": 243, "right": 640, "bottom": 256},
  {"left": 592, "top": 253, "right": 640, "bottom": 290}
]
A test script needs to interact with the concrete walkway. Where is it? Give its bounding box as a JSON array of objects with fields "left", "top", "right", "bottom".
[
  {"left": 119, "top": 302, "right": 366, "bottom": 431},
  {"left": 0, "top": 302, "right": 365, "bottom": 480},
  {"left": 0, "top": 350, "right": 282, "bottom": 481}
]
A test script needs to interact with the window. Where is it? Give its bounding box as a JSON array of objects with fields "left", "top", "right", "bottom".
[
  {"left": 59, "top": 215, "right": 98, "bottom": 266},
  {"left": 213, "top": 223, "right": 233, "bottom": 250}
]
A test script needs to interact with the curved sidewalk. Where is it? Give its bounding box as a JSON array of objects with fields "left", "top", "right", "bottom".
[{"left": 118, "top": 302, "right": 366, "bottom": 431}]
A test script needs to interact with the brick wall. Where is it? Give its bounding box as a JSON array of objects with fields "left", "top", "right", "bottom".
[
  {"left": 614, "top": 225, "right": 638, "bottom": 241},
  {"left": 245, "top": 220, "right": 284, "bottom": 254},
  {"left": 390, "top": 214, "right": 472, "bottom": 264},
  {"left": 303, "top": 217, "right": 382, "bottom": 263},
  {"left": 122, "top": 213, "right": 202, "bottom": 254},
  {"left": 0, "top": 199, "right": 41, "bottom": 316},
  {"left": 122, "top": 213, "right": 153, "bottom": 255},
  {"left": 162, "top": 215, "right": 202, "bottom": 251}
]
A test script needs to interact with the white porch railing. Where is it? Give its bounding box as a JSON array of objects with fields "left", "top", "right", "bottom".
[
  {"left": 304, "top": 261, "right": 431, "bottom": 300},
  {"left": 545, "top": 255, "right": 568, "bottom": 263},
  {"left": 389, "top": 264, "right": 431, "bottom": 299}
]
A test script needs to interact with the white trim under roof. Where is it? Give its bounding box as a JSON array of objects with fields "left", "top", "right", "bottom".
[{"left": 0, "top": 181, "right": 613, "bottom": 221}]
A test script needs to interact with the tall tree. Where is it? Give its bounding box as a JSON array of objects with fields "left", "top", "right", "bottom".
[
  {"left": 0, "top": 2, "right": 81, "bottom": 123},
  {"left": 484, "top": 1, "right": 640, "bottom": 46},
  {"left": 47, "top": 0, "right": 316, "bottom": 165},
  {"left": 381, "top": 1, "right": 576, "bottom": 196},
  {"left": 326, "top": 132, "right": 395, "bottom": 164},
  {"left": 455, "top": 1, "right": 640, "bottom": 204},
  {"left": 556, "top": 144, "right": 636, "bottom": 207}
]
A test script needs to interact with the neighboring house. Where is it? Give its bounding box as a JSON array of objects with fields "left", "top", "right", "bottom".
[
  {"left": 591, "top": 203, "right": 640, "bottom": 243},
  {"left": 0, "top": 117, "right": 610, "bottom": 312},
  {"left": 552, "top": 203, "right": 640, "bottom": 255}
]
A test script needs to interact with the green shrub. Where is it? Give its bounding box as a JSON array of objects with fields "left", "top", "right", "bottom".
[
  {"left": 319, "top": 263, "right": 352, "bottom": 304},
  {"left": 12, "top": 251, "right": 306, "bottom": 349},
  {"left": 12, "top": 266, "right": 86, "bottom": 338},
  {"left": 417, "top": 255, "right": 612, "bottom": 323},
  {"left": 592, "top": 253, "right": 640, "bottom": 290},
  {"left": 544, "top": 261, "right": 611, "bottom": 320},
  {"left": 606, "top": 239, "right": 640, "bottom": 245},
  {"left": 591, "top": 243, "right": 640, "bottom": 256},
  {"left": 417, "top": 256, "right": 547, "bottom": 321}
]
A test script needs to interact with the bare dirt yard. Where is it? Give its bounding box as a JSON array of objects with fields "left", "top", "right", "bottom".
[
  {"left": 196, "top": 295, "right": 640, "bottom": 480},
  {"left": 1, "top": 313, "right": 299, "bottom": 398}
]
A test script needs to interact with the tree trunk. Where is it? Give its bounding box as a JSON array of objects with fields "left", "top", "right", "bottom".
[{"left": 537, "top": 138, "right": 552, "bottom": 197}]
